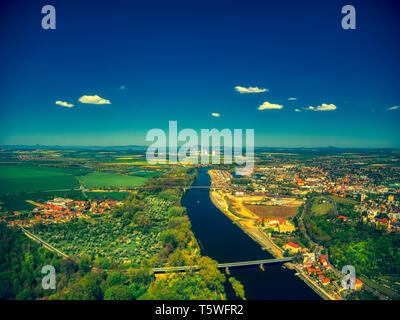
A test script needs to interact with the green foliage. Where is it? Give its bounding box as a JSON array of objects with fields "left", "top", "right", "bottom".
[
  {"left": 0, "top": 222, "right": 68, "bottom": 300},
  {"left": 79, "top": 255, "right": 92, "bottom": 273},
  {"left": 229, "top": 277, "right": 246, "bottom": 300},
  {"left": 140, "top": 265, "right": 226, "bottom": 300},
  {"left": 159, "top": 189, "right": 181, "bottom": 203},
  {"left": 104, "top": 285, "right": 133, "bottom": 300},
  {"left": 306, "top": 212, "right": 400, "bottom": 278},
  {"left": 1, "top": 167, "right": 229, "bottom": 301},
  {"left": 167, "top": 206, "right": 186, "bottom": 218}
]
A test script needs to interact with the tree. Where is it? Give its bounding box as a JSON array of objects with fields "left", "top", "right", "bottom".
[
  {"left": 167, "top": 206, "right": 186, "bottom": 218},
  {"left": 104, "top": 285, "right": 133, "bottom": 300},
  {"left": 197, "top": 257, "right": 225, "bottom": 293},
  {"left": 229, "top": 277, "right": 246, "bottom": 300},
  {"left": 105, "top": 272, "right": 127, "bottom": 288},
  {"left": 79, "top": 255, "right": 92, "bottom": 273}
]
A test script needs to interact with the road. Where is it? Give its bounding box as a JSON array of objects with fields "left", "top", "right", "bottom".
[{"left": 17, "top": 225, "right": 73, "bottom": 261}]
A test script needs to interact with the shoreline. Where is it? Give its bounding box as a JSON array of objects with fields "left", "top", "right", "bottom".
[{"left": 208, "top": 173, "right": 335, "bottom": 300}]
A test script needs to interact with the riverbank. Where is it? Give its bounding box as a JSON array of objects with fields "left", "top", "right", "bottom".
[
  {"left": 208, "top": 172, "right": 336, "bottom": 300},
  {"left": 209, "top": 190, "right": 283, "bottom": 258}
]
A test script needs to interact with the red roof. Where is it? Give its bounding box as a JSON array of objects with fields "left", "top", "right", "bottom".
[{"left": 284, "top": 242, "right": 301, "bottom": 249}]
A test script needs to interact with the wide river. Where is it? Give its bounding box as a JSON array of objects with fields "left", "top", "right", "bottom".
[{"left": 181, "top": 168, "right": 321, "bottom": 300}]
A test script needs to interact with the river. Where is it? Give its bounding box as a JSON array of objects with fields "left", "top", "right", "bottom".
[{"left": 181, "top": 168, "right": 321, "bottom": 300}]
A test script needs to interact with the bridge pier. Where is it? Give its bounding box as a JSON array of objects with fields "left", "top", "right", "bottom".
[
  {"left": 225, "top": 267, "right": 230, "bottom": 275},
  {"left": 259, "top": 264, "right": 265, "bottom": 271}
]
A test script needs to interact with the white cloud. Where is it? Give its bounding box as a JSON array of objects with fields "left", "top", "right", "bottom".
[
  {"left": 386, "top": 105, "right": 399, "bottom": 111},
  {"left": 55, "top": 101, "right": 74, "bottom": 108},
  {"left": 258, "top": 101, "right": 283, "bottom": 110},
  {"left": 211, "top": 113, "right": 221, "bottom": 117},
  {"left": 288, "top": 97, "right": 297, "bottom": 101},
  {"left": 295, "top": 108, "right": 301, "bottom": 112},
  {"left": 306, "top": 103, "right": 337, "bottom": 111},
  {"left": 235, "top": 86, "right": 267, "bottom": 93},
  {"left": 78, "top": 95, "right": 111, "bottom": 105}
]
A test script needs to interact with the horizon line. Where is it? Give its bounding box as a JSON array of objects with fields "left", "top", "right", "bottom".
[{"left": 1, "top": 144, "right": 399, "bottom": 150}]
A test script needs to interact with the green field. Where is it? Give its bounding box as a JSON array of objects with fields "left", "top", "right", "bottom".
[
  {"left": 79, "top": 172, "right": 148, "bottom": 189},
  {"left": 0, "top": 165, "right": 80, "bottom": 195},
  {"left": 327, "top": 195, "right": 357, "bottom": 205},
  {"left": 311, "top": 196, "right": 334, "bottom": 216}
]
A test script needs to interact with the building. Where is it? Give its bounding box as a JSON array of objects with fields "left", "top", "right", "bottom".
[
  {"left": 355, "top": 279, "right": 363, "bottom": 290},
  {"left": 376, "top": 218, "right": 390, "bottom": 230},
  {"left": 278, "top": 223, "right": 296, "bottom": 234},
  {"left": 283, "top": 242, "right": 302, "bottom": 254},
  {"left": 388, "top": 195, "right": 394, "bottom": 203},
  {"left": 320, "top": 255, "right": 328, "bottom": 266}
]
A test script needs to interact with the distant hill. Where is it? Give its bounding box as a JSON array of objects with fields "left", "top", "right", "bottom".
[{"left": 0, "top": 145, "right": 148, "bottom": 151}]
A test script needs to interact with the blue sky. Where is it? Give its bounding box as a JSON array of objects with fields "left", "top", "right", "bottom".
[{"left": 0, "top": 0, "right": 399, "bottom": 147}]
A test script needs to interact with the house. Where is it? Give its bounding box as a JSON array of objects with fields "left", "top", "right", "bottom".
[
  {"left": 320, "top": 255, "right": 328, "bottom": 266},
  {"left": 355, "top": 279, "right": 363, "bottom": 291},
  {"left": 338, "top": 216, "right": 348, "bottom": 222},
  {"left": 376, "top": 218, "right": 390, "bottom": 230},
  {"left": 303, "top": 252, "right": 316, "bottom": 265},
  {"left": 322, "top": 278, "right": 331, "bottom": 286},
  {"left": 283, "top": 242, "right": 302, "bottom": 254},
  {"left": 306, "top": 267, "right": 320, "bottom": 275}
]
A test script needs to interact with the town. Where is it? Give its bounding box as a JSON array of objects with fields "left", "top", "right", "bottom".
[
  {"left": 2, "top": 197, "right": 122, "bottom": 227},
  {"left": 207, "top": 150, "right": 400, "bottom": 300}
]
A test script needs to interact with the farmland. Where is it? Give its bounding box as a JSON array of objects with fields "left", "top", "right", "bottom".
[
  {"left": 0, "top": 165, "right": 81, "bottom": 195},
  {"left": 245, "top": 204, "right": 298, "bottom": 219},
  {"left": 79, "top": 172, "right": 148, "bottom": 189}
]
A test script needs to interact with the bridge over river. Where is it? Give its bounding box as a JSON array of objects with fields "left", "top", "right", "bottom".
[
  {"left": 15, "top": 226, "right": 292, "bottom": 276},
  {"left": 184, "top": 186, "right": 226, "bottom": 191},
  {"left": 152, "top": 257, "right": 293, "bottom": 273}
]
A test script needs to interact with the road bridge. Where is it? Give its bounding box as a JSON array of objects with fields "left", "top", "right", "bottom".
[{"left": 152, "top": 257, "right": 293, "bottom": 273}]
